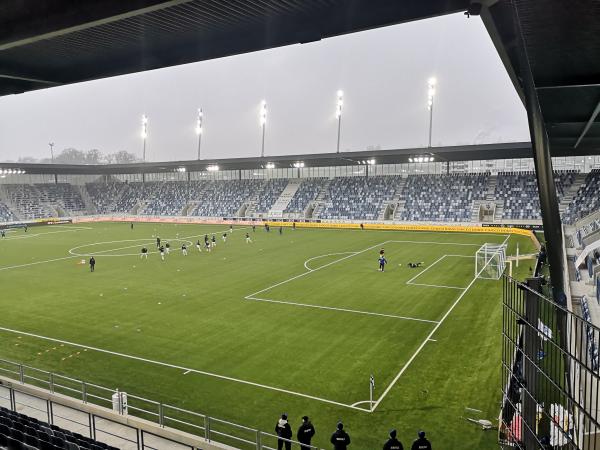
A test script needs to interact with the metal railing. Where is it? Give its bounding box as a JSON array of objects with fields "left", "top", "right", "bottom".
[
  {"left": 500, "top": 275, "right": 600, "bottom": 449},
  {"left": 0, "top": 358, "right": 323, "bottom": 450}
]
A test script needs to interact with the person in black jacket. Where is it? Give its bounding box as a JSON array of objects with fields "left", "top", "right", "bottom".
[
  {"left": 411, "top": 431, "right": 432, "bottom": 450},
  {"left": 330, "top": 422, "right": 350, "bottom": 450},
  {"left": 275, "top": 414, "right": 292, "bottom": 450},
  {"left": 297, "top": 416, "right": 316, "bottom": 449},
  {"left": 383, "top": 429, "right": 403, "bottom": 450},
  {"left": 89, "top": 256, "right": 95, "bottom": 272}
]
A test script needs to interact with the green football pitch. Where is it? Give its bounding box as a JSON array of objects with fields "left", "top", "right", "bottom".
[{"left": 0, "top": 222, "right": 537, "bottom": 449}]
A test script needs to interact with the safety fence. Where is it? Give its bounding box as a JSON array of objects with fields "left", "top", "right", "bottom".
[
  {"left": 500, "top": 275, "right": 600, "bottom": 449},
  {"left": 0, "top": 359, "right": 323, "bottom": 450}
]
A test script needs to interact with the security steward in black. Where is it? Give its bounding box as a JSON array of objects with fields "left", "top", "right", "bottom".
[
  {"left": 275, "top": 414, "right": 292, "bottom": 450},
  {"left": 411, "top": 431, "right": 432, "bottom": 450},
  {"left": 297, "top": 416, "right": 316, "bottom": 449},
  {"left": 330, "top": 422, "right": 351, "bottom": 450},
  {"left": 383, "top": 429, "right": 404, "bottom": 450}
]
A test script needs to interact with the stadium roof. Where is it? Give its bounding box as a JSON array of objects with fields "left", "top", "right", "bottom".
[
  {"left": 482, "top": 0, "right": 600, "bottom": 154},
  {"left": 1, "top": 0, "right": 597, "bottom": 157},
  {"left": 1, "top": 142, "right": 532, "bottom": 175},
  {"left": 0, "top": 0, "right": 471, "bottom": 96}
]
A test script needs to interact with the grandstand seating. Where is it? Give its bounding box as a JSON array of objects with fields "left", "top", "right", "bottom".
[
  {"left": 495, "top": 171, "right": 576, "bottom": 220},
  {"left": 85, "top": 183, "right": 125, "bottom": 214},
  {"left": 1, "top": 171, "right": 599, "bottom": 224},
  {"left": 254, "top": 179, "right": 288, "bottom": 213},
  {"left": 3, "top": 184, "right": 55, "bottom": 220},
  {"left": 0, "top": 202, "right": 17, "bottom": 222},
  {"left": 284, "top": 178, "right": 326, "bottom": 214},
  {"left": 319, "top": 176, "right": 401, "bottom": 220},
  {"left": 400, "top": 173, "right": 488, "bottom": 222},
  {"left": 564, "top": 169, "right": 600, "bottom": 224},
  {"left": 35, "top": 184, "right": 86, "bottom": 215},
  {"left": 0, "top": 406, "right": 119, "bottom": 450},
  {"left": 581, "top": 297, "right": 600, "bottom": 372},
  {"left": 190, "top": 179, "right": 263, "bottom": 217}
]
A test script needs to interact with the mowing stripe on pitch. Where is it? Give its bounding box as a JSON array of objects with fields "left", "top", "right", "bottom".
[{"left": 0, "top": 325, "right": 370, "bottom": 413}]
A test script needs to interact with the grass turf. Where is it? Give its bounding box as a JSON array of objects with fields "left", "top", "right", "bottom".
[{"left": 0, "top": 222, "right": 537, "bottom": 449}]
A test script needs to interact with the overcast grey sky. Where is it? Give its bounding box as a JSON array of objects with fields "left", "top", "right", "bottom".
[{"left": 0, "top": 12, "right": 529, "bottom": 162}]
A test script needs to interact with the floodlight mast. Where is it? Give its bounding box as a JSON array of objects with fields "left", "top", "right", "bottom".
[
  {"left": 336, "top": 90, "right": 343, "bottom": 153},
  {"left": 195, "top": 108, "right": 203, "bottom": 160},
  {"left": 259, "top": 100, "right": 267, "bottom": 158},
  {"left": 427, "top": 77, "right": 436, "bottom": 148},
  {"left": 141, "top": 114, "right": 148, "bottom": 161},
  {"left": 48, "top": 143, "right": 55, "bottom": 163}
]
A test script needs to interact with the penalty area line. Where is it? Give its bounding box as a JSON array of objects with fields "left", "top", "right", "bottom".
[
  {"left": 0, "top": 325, "right": 368, "bottom": 413},
  {"left": 245, "top": 296, "right": 439, "bottom": 324}
]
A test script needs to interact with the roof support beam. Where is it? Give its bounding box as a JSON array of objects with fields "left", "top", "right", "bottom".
[
  {"left": 537, "top": 82, "right": 600, "bottom": 90},
  {"left": 574, "top": 99, "right": 600, "bottom": 149},
  {"left": 0, "top": 74, "right": 59, "bottom": 86},
  {"left": 0, "top": 0, "right": 195, "bottom": 51}
]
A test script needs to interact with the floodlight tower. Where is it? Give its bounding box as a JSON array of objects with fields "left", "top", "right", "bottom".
[
  {"left": 48, "top": 143, "right": 55, "bottom": 163},
  {"left": 335, "top": 90, "right": 343, "bottom": 153},
  {"left": 195, "top": 108, "right": 203, "bottom": 160},
  {"left": 141, "top": 114, "right": 148, "bottom": 161},
  {"left": 427, "top": 78, "right": 436, "bottom": 148},
  {"left": 259, "top": 100, "right": 267, "bottom": 157}
]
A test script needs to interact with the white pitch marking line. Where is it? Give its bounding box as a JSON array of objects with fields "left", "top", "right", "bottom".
[
  {"left": 350, "top": 400, "right": 373, "bottom": 407},
  {"left": 183, "top": 370, "right": 192, "bottom": 375},
  {"left": 303, "top": 252, "right": 357, "bottom": 272},
  {"left": 371, "top": 234, "right": 511, "bottom": 411},
  {"left": 1, "top": 229, "right": 90, "bottom": 240},
  {"left": 428, "top": 339, "right": 437, "bottom": 342},
  {"left": 407, "top": 282, "right": 466, "bottom": 290},
  {"left": 0, "top": 255, "right": 79, "bottom": 272},
  {"left": 0, "top": 325, "right": 367, "bottom": 412},
  {"left": 246, "top": 296, "right": 439, "bottom": 324},
  {"left": 387, "top": 240, "right": 485, "bottom": 247},
  {"left": 405, "top": 255, "right": 447, "bottom": 285}
]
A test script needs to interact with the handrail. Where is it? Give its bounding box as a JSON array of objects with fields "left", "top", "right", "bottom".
[{"left": 0, "top": 357, "right": 326, "bottom": 450}]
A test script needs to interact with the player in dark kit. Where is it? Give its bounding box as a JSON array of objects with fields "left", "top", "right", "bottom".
[
  {"left": 330, "top": 422, "right": 351, "bottom": 450},
  {"left": 383, "top": 429, "right": 404, "bottom": 450},
  {"left": 89, "top": 256, "right": 95, "bottom": 272},
  {"left": 130, "top": 222, "right": 134, "bottom": 230},
  {"left": 1, "top": 230, "right": 5, "bottom": 238},
  {"left": 410, "top": 431, "right": 432, "bottom": 450},
  {"left": 297, "top": 416, "right": 315, "bottom": 449},
  {"left": 252, "top": 225, "right": 256, "bottom": 232},
  {"left": 379, "top": 255, "right": 388, "bottom": 272},
  {"left": 292, "top": 222, "right": 296, "bottom": 230},
  {"left": 279, "top": 226, "right": 283, "bottom": 235},
  {"left": 156, "top": 236, "right": 161, "bottom": 248},
  {"left": 274, "top": 414, "right": 292, "bottom": 450}
]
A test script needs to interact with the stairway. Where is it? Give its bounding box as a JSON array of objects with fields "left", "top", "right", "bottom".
[
  {"left": 378, "top": 177, "right": 406, "bottom": 220},
  {"left": 559, "top": 172, "right": 587, "bottom": 215},
  {"left": 0, "top": 185, "right": 21, "bottom": 220},
  {"left": 77, "top": 185, "right": 98, "bottom": 214},
  {"left": 268, "top": 179, "right": 300, "bottom": 217}
]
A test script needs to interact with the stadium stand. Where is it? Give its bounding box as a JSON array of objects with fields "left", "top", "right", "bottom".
[
  {"left": 1, "top": 171, "right": 600, "bottom": 224},
  {"left": 0, "top": 202, "right": 17, "bottom": 222},
  {"left": 3, "top": 184, "right": 56, "bottom": 220},
  {"left": 284, "top": 178, "right": 326, "bottom": 215},
  {"left": 36, "top": 183, "right": 86, "bottom": 216},
  {"left": 495, "top": 171, "right": 576, "bottom": 220},
  {"left": 0, "top": 406, "right": 119, "bottom": 450},
  {"left": 399, "top": 173, "right": 489, "bottom": 222},
  {"left": 253, "top": 179, "right": 289, "bottom": 214},
  {"left": 564, "top": 169, "right": 600, "bottom": 224},
  {"left": 581, "top": 296, "right": 600, "bottom": 371},
  {"left": 318, "top": 176, "right": 402, "bottom": 221},
  {"left": 190, "top": 179, "right": 263, "bottom": 217},
  {"left": 85, "top": 182, "right": 125, "bottom": 214}
]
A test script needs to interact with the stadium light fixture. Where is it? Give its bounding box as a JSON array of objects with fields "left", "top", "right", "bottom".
[
  {"left": 207, "top": 164, "right": 219, "bottom": 172},
  {"left": 265, "top": 162, "right": 275, "bottom": 169},
  {"left": 195, "top": 108, "right": 203, "bottom": 160},
  {"left": 293, "top": 162, "right": 305, "bottom": 168},
  {"left": 335, "top": 90, "right": 343, "bottom": 153},
  {"left": 141, "top": 114, "right": 148, "bottom": 161},
  {"left": 48, "top": 143, "right": 55, "bottom": 163},
  {"left": 259, "top": 100, "right": 267, "bottom": 158},
  {"left": 427, "top": 78, "right": 436, "bottom": 148}
]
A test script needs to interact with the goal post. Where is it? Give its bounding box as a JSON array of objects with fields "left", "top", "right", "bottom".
[{"left": 475, "top": 243, "right": 507, "bottom": 280}]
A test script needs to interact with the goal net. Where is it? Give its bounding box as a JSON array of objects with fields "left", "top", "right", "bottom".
[{"left": 475, "top": 243, "right": 507, "bottom": 280}]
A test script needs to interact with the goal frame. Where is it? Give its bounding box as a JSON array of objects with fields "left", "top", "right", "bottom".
[{"left": 475, "top": 243, "right": 507, "bottom": 280}]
